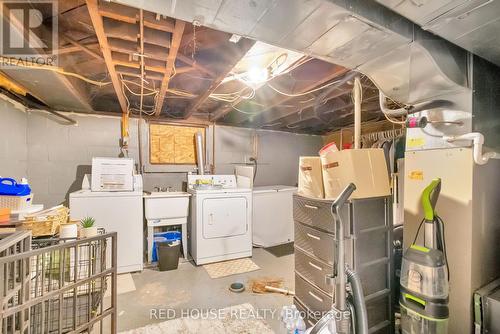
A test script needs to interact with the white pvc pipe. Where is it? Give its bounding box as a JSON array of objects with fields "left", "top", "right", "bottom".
[
  {"left": 379, "top": 91, "right": 407, "bottom": 117},
  {"left": 354, "top": 77, "right": 361, "bottom": 149},
  {"left": 195, "top": 131, "right": 205, "bottom": 175},
  {"left": 443, "top": 132, "right": 500, "bottom": 165}
]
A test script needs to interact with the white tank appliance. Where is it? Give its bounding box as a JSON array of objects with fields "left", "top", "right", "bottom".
[
  {"left": 70, "top": 159, "right": 143, "bottom": 274},
  {"left": 187, "top": 174, "right": 252, "bottom": 265},
  {"left": 252, "top": 185, "right": 296, "bottom": 247}
]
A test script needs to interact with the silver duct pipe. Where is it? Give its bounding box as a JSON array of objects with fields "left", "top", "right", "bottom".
[{"left": 195, "top": 131, "right": 205, "bottom": 175}]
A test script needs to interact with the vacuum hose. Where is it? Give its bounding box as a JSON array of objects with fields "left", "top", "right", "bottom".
[{"left": 346, "top": 267, "right": 369, "bottom": 334}]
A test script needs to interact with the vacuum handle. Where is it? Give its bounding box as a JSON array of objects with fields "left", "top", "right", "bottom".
[
  {"left": 332, "top": 183, "right": 356, "bottom": 215},
  {"left": 422, "top": 178, "right": 441, "bottom": 221}
]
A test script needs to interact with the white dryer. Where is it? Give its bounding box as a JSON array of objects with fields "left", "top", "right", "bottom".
[{"left": 187, "top": 175, "right": 252, "bottom": 265}]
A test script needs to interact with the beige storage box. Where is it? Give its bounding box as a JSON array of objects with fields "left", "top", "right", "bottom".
[
  {"left": 298, "top": 156, "right": 324, "bottom": 199},
  {"left": 321, "top": 148, "right": 390, "bottom": 199}
]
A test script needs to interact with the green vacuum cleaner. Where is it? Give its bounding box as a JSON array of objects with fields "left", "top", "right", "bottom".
[{"left": 400, "top": 178, "right": 449, "bottom": 333}]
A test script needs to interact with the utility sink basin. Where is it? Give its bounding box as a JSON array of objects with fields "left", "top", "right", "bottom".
[
  {"left": 143, "top": 191, "right": 191, "bottom": 220},
  {"left": 144, "top": 191, "right": 191, "bottom": 198}
]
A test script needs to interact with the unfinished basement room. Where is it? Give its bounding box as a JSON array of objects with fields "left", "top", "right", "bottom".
[{"left": 1, "top": 1, "right": 500, "bottom": 334}]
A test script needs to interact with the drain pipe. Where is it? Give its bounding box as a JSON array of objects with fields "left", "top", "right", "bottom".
[
  {"left": 353, "top": 77, "right": 362, "bottom": 149},
  {"left": 443, "top": 132, "right": 500, "bottom": 165},
  {"left": 195, "top": 131, "right": 205, "bottom": 175}
]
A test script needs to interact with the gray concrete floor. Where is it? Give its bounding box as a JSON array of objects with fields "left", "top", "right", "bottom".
[{"left": 116, "top": 246, "right": 295, "bottom": 333}]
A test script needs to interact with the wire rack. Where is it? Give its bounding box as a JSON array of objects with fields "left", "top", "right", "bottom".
[{"left": 0, "top": 231, "right": 117, "bottom": 334}]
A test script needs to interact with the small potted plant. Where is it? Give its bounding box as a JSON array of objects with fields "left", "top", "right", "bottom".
[{"left": 80, "top": 216, "right": 98, "bottom": 238}]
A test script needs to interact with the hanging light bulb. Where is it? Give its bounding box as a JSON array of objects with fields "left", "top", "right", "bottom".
[{"left": 247, "top": 67, "right": 269, "bottom": 84}]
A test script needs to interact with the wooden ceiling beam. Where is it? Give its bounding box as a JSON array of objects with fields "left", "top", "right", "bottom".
[
  {"left": 108, "top": 38, "right": 169, "bottom": 62},
  {"left": 103, "top": 18, "right": 171, "bottom": 47},
  {"left": 276, "top": 96, "right": 379, "bottom": 127},
  {"left": 154, "top": 20, "right": 186, "bottom": 116},
  {"left": 116, "top": 66, "right": 164, "bottom": 82},
  {"left": 212, "top": 63, "right": 348, "bottom": 123},
  {"left": 111, "top": 52, "right": 194, "bottom": 77},
  {"left": 183, "top": 39, "right": 256, "bottom": 119},
  {"left": 176, "top": 53, "right": 216, "bottom": 78},
  {"left": 111, "top": 52, "right": 165, "bottom": 72},
  {"left": 98, "top": 1, "right": 175, "bottom": 32},
  {"left": 143, "top": 12, "right": 175, "bottom": 33},
  {"left": 56, "top": 42, "right": 100, "bottom": 55},
  {"left": 62, "top": 34, "right": 103, "bottom": 61},
  {"left": 86, "top": 0, "right": 127, "bottom": 113},
  {"left": 253, "top": 82, "right": 353, "bottom": 127},
  {"left": 98, "top": 1, "right": 138, "bottom": 24}
]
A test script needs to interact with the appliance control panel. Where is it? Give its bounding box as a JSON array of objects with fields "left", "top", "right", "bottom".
[{"left": 187, "top": 175, "right": 237, "bottom": 189}]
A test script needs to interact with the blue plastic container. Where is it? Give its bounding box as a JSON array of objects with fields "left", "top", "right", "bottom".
[
  {"left": 0, "top": 178, "right": 31, "bottom": 196},
  {"left": 152, "top": 231, "right": 181, "bottom": 262}
]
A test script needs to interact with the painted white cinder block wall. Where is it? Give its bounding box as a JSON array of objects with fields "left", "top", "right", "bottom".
[{"left": 0, "top": 99, "right": 28, "bottom": 181}]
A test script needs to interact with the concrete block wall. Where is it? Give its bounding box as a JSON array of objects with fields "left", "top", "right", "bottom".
[
  {"left": 214, "top": 126, "right": 323, "bottom": 186},
  {"left": 26, "top": 113, "right": 140, "bottom": 207},
  {"left": 0, "top": 99, "right": 28, "bottom": 180}
]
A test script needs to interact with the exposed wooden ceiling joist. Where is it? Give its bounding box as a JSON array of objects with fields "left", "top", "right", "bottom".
[
  {"left": 213, "top": 63, "right": 348, "bottom": 123},
  {"left": 56, "top": 42, "right": 100, "bottom": 55},
  {"left": 108, "top": 38, "right": 170, "bottom": 63},
  {"left": 176, "top": 53, "right": 216, "bottom": 78},
  {"left": 103, "top": 18, "right": 171, "bottom": 47},
  {"left": 154, "top": 20, "right": 186, "bottom": 116},
  {"left": 251, "top": 81, "right": 355, "bottom": 127},
  {"left": 273, "top": 95, "right": 380, "bottom": 130},
  {"left": 183, "top": 39, "right": 256, "bottom": 119},
  {"left": 62, "top": 34, "right": 103, "bottom": 61},
  {"left": 98, "top": 1, "right": 175, "bottom": 32},
  {"left": 86, "top": 0, "right": 128, "bottom": 113}
]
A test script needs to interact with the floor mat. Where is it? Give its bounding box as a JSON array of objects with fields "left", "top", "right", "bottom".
[
  {"left": 264, "top": 242, "right": 294, "bottom": 257},
  {"left": 119, "top": 303, "right": 274, "bottom": 334},
  {"left": 203, "top": 258, "right": 260, "bottom": 279}
]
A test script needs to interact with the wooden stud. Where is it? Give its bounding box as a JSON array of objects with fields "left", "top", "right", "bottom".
[
  {"left": 154, "top": 20, "right": 186, "bottom": 116},
  {"left": 86, "top": 0, "right": 128, "bottom": 113}
]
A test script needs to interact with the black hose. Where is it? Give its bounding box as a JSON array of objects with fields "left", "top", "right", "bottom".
[
  {"left": 346, "top": 267, "right": 369, "bottom": 334},
  {"left": 249, "top": 157, "right": 257, "bottom": 183}
]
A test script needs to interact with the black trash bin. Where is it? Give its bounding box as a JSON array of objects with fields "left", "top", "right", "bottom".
[{"left": 157, "top": 240, "right": 181, "bottom": 271}]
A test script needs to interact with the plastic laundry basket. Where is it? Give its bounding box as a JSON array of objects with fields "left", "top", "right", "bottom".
[{"left": 157, "top": 241, "right": 181, "bottom": 271}]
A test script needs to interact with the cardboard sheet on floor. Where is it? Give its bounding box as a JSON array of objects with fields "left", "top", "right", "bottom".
[{"left": 203, "top": 258, "right": 260, "bottom": 279}]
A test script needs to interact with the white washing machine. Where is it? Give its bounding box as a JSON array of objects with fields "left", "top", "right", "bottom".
[{"left": 187, "top": 175, "right": 252, "bottom": 265}]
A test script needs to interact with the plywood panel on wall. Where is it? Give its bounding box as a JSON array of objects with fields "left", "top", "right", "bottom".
[{"left": 150, "top": 124, "right": 205, "bottom": 164}]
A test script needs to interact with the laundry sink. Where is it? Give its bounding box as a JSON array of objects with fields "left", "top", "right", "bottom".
[
  {"left": 143, "top": 191, "right": 191, "bottom": 220},
  {"left": 144, "top": 191, "right": 191, "bottom": 198}
]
